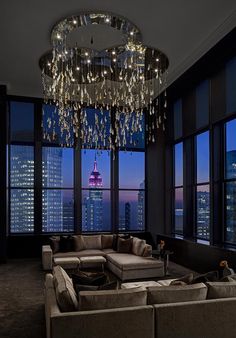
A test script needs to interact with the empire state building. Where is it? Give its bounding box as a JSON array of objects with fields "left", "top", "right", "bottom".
[{"left": 82, "top": 156, "right": 103, "bottom": 231}]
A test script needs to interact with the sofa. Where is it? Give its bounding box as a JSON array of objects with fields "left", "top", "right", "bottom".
[
  {"left": 45, "top": 266, "right": 236, "bottom": 338},
  {"left": 42, "top": 234, "right": 164, "bottom": 281}
]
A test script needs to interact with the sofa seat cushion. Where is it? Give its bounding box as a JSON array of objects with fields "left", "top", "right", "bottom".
[
  {"left": 79, "top": 287, "right": 147, "bottom": 311},
  {"left": 102, "top": 248, "right": 117, "bottom": 254},
  {"left": 106, "top": 253, "right": 163, "bottom": 271},
  {"left": 53, "top": 250, "right": 106, "bottom": 259},
  {"left": 53, "top": 266, "right": 78, "bottom": 312},
  {"left": 77, "top": 249, "right": 106, "bottom": 257},
  {"left": 147, "top": 283, "right": 207, "bottom": 305}
]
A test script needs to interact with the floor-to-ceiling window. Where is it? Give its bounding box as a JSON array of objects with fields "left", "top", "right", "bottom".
[
  {"left": 10, "top": 101, "right": 35, "bottom": 233},
  {"left": 173, "top": 142, "right": 183, "bottom": 234},
  {"left": 224, "top": 118, "right": 236, "bottom": 243},
  {"left": 195, "top": 131, "right": 210, "bottom": 240},
  {"left": 8, "top": 100, "right": 146, "bottom": 234}
]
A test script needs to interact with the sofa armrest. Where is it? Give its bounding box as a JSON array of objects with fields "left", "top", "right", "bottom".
[
  {"left": 143, "top": 244, "right": 152, "bottom": 257},
  {"left": 42, "top": 245, "right": 53, "bottom": 270}
]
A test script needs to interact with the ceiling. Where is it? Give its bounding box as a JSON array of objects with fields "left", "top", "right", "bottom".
[{"left": 0, "top": 0, "right": 236, "bottom": 98}]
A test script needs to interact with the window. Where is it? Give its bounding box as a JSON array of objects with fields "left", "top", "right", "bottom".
[
  {"left": 10, "top": 102, "right": 34, "bottom": 142},
  {"left": 81, "top": 150, "right": 111, "bottom": 232},
  {"left": 225, "top": 119, "right": 236, "bottom": 243},
  {"left": 42, "top": 147, "right": 74, "bottom": 232},
  {"left": 195, "top": 131, "right": 210, "bottom": 240},
  {"left": 174, "top": 142, "right": 183, "bottom": 234},
  {"left": 10, "top": 145, "right": 34, "bottom": 233},
  {"left": 174, "top": 99, "right": 182, "bottom": 140},
  {"left": 119, "top": 151, "right": 145, "bottom": 231}
]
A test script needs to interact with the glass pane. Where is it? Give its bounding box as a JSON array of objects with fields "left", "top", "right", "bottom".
[
  {"left": 196, "top": 80, "right": 209, "bottom": 129},
  {"left": 10, "top": 101, "right": 34, "bottom": 142},
  {"left": 174, "top": 143, "right": 183, "bottom": 187},
  {"left": 10, "top": 145, "right": 34, "bottom": 187},
  {"left": 196, "top": 185, "right": 210, "bottom": 240},
  {"left": 42, "top": 190, "right": 74, "bottom": 232},
  {"left": 42, "top": 147, "right": 73, "bottom": 188},
  {"left": 119, "top": 190, "right": 145, "bottom": 231},
  {"left": 225, "top": 182, "right": 236, "bottom": 243},
  {"left": 82, "top": 190, "right": 111, "bottom": 232},
  {"left": 43, "top": 104, "right": 74, "bottom": 146},
  {"left": 119, "top": 151, "right": 145, "bottom": 189},
  {"left": 10, "top": 189, "right": 34, "bottom": 233},
  {"left": 82, "top": 149, "right": 110, "bottom": 189},
  {"left": 175, "top": 188, "right": 183, "bottom": 234},
  {"left": 174, "top": 99, "right": 182, "bottom": 140},
  {"left": 81, "top": 108, "right": 111, "bottom": 149},
  {"left": 196, "top": 131, "right": 209, "bottom": 183},
  {"left": 226, "top": 57, "right": 236, "bottom": 115},
  {"left": 225, "top": 119, "right": 236, "bottom": 179}
]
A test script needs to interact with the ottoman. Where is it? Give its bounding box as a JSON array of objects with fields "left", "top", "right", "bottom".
[
  {"left": 80, "top": 256, "right": 106, "bottom": 272},
  {"left": 54, "top": 257, "right": 80, "bottom": 270}
]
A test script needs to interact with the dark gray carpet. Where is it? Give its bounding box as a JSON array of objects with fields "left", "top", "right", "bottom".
[{"left": 0, "top": 259, "right": 195, "bottom": 338}]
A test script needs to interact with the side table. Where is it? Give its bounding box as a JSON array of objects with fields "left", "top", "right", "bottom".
[{"left": 152, "top": 250, "right": 173, "bottom": 276}]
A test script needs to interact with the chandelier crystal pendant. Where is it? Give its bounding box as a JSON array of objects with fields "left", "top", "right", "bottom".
[{"left": 39, "top": 12, "right": 169, "bottom": 149}]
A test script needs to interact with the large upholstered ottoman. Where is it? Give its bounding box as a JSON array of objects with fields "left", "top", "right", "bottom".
[{"left": 106, "top": 253, "right": 164, "bottom": 281}]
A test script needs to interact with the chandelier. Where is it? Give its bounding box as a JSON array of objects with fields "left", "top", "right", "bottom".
[{"left": 39, "top": 12, "right": 169, "bottom": 149}]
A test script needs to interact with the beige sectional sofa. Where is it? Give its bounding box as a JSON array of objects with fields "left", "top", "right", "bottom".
[
  {"left": 45, "top": 266, "right": 236, "bottom": 338},
  {"left": 42, "top": 234, "right": 164, "bottom": 280}
]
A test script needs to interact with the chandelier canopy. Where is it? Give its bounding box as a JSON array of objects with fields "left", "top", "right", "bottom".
[{"left": 39, "top": 12, "right": 169, "bottom": 149}]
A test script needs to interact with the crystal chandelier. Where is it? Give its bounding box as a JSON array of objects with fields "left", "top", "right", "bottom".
[{"left": 39, "top": 12, "right": 169, "bottom": 149}]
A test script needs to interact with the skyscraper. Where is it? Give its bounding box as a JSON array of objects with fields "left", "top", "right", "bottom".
[
  {"left": 10, "top": 145, "right": 34, "bottom": 233},
  {"left": 226, "top": 150, "right": 236, "bottom": 242},
  {"left": 83, "top": 156, "right": 103, "bottom": 231},
  {"left": 138, "top": 180, "right": 145, "bottom": 230}
]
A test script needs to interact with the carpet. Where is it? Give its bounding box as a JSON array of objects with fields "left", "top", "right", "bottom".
[{"left": 0, "top": 258, "right": 195, "bottom": 338}]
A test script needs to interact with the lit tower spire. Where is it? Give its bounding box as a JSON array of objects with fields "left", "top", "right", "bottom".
[{"left": 89, "top": 154, "right": 103, "bottom": 188}]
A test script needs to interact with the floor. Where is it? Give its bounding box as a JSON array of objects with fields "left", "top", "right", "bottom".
[{"left": 0, "top": 258, "right": 195, "bottom": 338}]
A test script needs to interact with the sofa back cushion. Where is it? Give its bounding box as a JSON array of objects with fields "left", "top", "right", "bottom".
[
  {"left": 206, "top": 281, "right": 236, "bottom": 299},
  {"left": 147, "top": 283, "right": 207, "bottom": 305},
  {"left": 101, "top": 234, "right": 114, "bottom": 249},
  {"left": 83, "top": 235, "right": 102, "bottom": 250},
  {"left": 73, "top": 235, "right": 86, "bottom": 252},
  {"left": 53, "top": 266, "right": 78, "bottom": 312},
  {"left": 79, "top": 287, "right": 147, "bottom": 311},
  {"left": 132, "top": 237, "right": 146, "bottom": 256}
]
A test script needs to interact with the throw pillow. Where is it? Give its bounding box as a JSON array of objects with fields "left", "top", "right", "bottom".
[
  {"left": 117, "top": 237, "right": 133, "bottom": 253},
  {"left": 59, "top": 236, "right": 74, "bottom": 252},
  {"left": 132, "top": 237, "right": 146, "bottom": 256},
  {"left": 192, "top": 270, "right": 219, "bottom": 284},
  {"left": 73, "top": 235, "right": 85, "bottom": 252},
  {"left": 53, "top": 266, "right": 78, "bottom": 312},
  {"left": 83, "top": 235, "right": 102, "bottom": 250},
  {"left": 101, "top": 234, "right": 114, "bottom": 249},
  {"left": 49, "top": 236, "right": 60, "bottom": 254},
  {"left": 170, "top": 273, "right": 194, "bottom": 286},
  {"left": 143, "top": 244, "right": 152, "bottom": 257}
]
